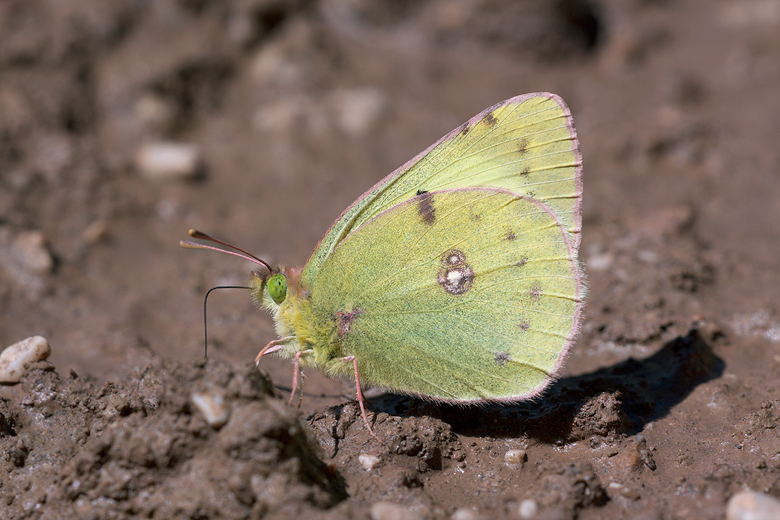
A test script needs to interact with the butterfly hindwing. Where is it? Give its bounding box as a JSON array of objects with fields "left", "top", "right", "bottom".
[
  {"left": 307, "top": 188, "right": 585, "bottom": 401},
  {"left": 302, "top": 93, "right": 582, "bottom": 286}
]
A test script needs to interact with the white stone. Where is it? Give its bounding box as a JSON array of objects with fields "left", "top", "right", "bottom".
[
  {"left": 250, "top": 42, "right": 303, "bottom": 88},
  {"left": 135, "top": 142, "right": 202, "bottom": 181},
  {"left": 504, "top": 449, "right": 527, "bottom": 468},
  {"left": 0, "top": 229, "right": 50, "bottom": 299},
  {"left": 358, "top": 453, "right": 381, "bottom": 471},
  {"left": 135, "top": 94, "right": 178, "bottom": 132},
  {"left": 253, "top": 98, "right": 306, "bottom": 133},
  {"left": 0, "top": 336, "right": 51, "bottom": 383},
  {"left": 452, "top": 507, "right": 480, "bottom": 520},
  {"left": 588, "top": 252, "right": 613, "bottom": 271},
  {"left": 370, "top": 502, "right": 424, "bottom": 520},
  {"left": 13, "top": 231, "right": 53, "bottom": 274},
  {"left": 328, "top": 88, "right": 388, "bottom": 137},
  {"left": 637, "top": 250, "right": 659, "bottom": 263},
  {"left": 191, "top": 390, "right": 230, "bottom": 428},
  {"left": 608, "top": 481, "right": 641, "bottom": 500},
  {"left": 82, "top": 220, "right": 110, "bottom": 245},
  {"left": 518, "top": 499, "right": 538, "bottom": 518},
  {"left": 726, "top": 491, "right": 780, "bottom": 520}
]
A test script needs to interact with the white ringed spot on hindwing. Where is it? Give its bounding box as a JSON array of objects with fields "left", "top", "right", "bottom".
[{"left": 437, "top": 249, "right": 474, "bottom": 295}]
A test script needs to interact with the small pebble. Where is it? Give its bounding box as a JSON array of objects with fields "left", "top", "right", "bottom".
[
  {"left": 250, "top": 41, "right": 303, "bottom": 88},
  {"left": 135, "top": 142, "right": 202, "bottom": 181},
  {"left": 452, "top": 507, "right": 480, "bottom": 520},
  {"left": 13, "top": 231, "right": 53, "bottom": 274},
  {"left": 504, "top": 449, "right": 527, "bottom": 468},
  {"left": 253, "top": 98, "right": 306, "bottom": 133},
  {"left": 518, "top": 499, "right": 538, "bottom": 519},
  {"left": 359, "top": 453, "right": 381, "bottom": 471},
  {"left": 82, "top": 220, "right": 110, "bottom": 245},
  {"left": 726, "top": 491, "right": 780, "bottom": 520},
  {"left": 637, "top": 250, "right": 659, "bottom": 263},
  {"left": 0, "top": 336, "right": 51, "bottom": 384},
  {"left": 0, "top": 229, "right": 49, "bottom": 299},
  {"left": 370, "top": 501, "right": 424, "bottom": 520},
  {"left": 191, "top": 390, "right": 230, "bottom": 428},
  {"left": 328, "top": 87, "right": 388, "bottom": 137},
  {"left": 135, "top": 94, "right": 178, "bottom": 132},
  {"left": 608, "top": 482, "right": 641, "bottom": 500},
  {"left": 587, "top": 252, "right": 613, "bottom": 271}
]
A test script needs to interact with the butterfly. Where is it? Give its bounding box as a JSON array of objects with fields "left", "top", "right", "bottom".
[{"left": 182, "top": 93, "right": 586, "bottom": 442}]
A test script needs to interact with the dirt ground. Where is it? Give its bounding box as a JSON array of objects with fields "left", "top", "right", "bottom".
[{"left": 1, "top": 0, "right": 780, "bottom": 518}]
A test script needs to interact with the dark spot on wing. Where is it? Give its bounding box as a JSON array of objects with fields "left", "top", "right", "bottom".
[
  {"left": 494, "top": 351, "right": 511, "bottom": 366},
  {"left": 517, "top": 138, "right": 529, "bottom": 155},
  {"left": 484, "top": 111, "right": 498, "bottom": 126},
  {"left": 518, "top": 320, "right": 530, "bottom": 331},
  {"left": 515, "top": 257, "right": 529, "bottom": 268},
  {"left": 438, "top": 249, "right": 474, "bottom": 295},
  {"left": 417, "top": 191, "right": 436, "bottom": 225},
  {"left": 471, "top": 212, "right": 482, "bottom": 221},
  {"left": 519, "top": 166, "right": 531, "bottom": 177},
  {"left": 504, "top": 229, "right": 517, "bottom": 241},
  {"left": 529, "top": 281, "right": 542, "bottom": 301},
  {"left": 335, "top": 307, "right": 363, "bottom": 338},
  {"left": 458, "top": 122, "right": 471, "bottom": 137},
  {"left": 416, "top": 189, "right": 427, "bottom": 196}
]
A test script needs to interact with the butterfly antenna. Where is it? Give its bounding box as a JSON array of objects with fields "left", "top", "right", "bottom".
[
  {"left": 182, "top": 230, "right": 270, "bottom": 358},
  {"left": 180, "top": 229, "right": 272, "bottom": 273},
  {"left": 202, "top": 285, "right": 251, "bottom": 359}
]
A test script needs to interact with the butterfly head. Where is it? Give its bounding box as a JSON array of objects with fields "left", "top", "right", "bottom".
[
  {"left": 249, "top": 268, "right": 283, "bottom": 310},
  {"left": 250, "top": 265, "right": 304, "bottom": 309},
  {"left": 249, "top": 265, "right": 310, "bottom": 343},
  {"left": 266, "top": 273, "right": 287, "bottom": 304}
]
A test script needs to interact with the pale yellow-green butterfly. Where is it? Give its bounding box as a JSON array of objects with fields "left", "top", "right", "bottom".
[{"left": 182, "top": 93, "right": 586, "bottom": 442}]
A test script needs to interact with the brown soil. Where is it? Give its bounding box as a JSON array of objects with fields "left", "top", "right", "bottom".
[{"left": 1, "top": 0, "right": 780, "bottom": 519}]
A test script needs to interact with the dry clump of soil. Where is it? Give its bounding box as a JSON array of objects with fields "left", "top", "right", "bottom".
[{"left": 0, "top": 358, "right": 347, "bottom": 519}]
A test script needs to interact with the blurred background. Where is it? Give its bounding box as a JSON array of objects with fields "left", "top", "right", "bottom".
[{"left": 0, "top": 0, "right": 779, "bottom": 405}]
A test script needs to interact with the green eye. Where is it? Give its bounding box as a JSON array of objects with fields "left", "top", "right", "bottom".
[{"left": 267, "top": 274, "right": 287, "bottom": 304}]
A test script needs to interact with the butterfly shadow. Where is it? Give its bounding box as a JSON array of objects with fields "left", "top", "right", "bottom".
[{"left": 368, "top": 328, "right": 725, "bottom": 443}]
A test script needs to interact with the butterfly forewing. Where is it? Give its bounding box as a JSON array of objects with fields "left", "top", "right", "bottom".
[
  {"left": 302, "top": 93, "right": 582, "bottom": 286},
  {"left": 308, "top": 189, "right": 585, "bottom": 401}
]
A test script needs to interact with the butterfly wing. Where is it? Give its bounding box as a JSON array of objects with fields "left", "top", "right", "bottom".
[
  {"left": 302, "top": 93, "right": 582, "bottom": 287},
  {"left": 308, "top": 188, "right": 586, "bottom": 401}
]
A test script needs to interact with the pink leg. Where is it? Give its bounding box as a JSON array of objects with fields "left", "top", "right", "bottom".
[
  {"left": 289, "top": 351, "right": 306, "bottom": 407},
  {"left": 254, "top": 336, "right": 295, "bottom": 366},
  {"left": 343, "top": 355, "right": 382, "bottom": 443}
]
